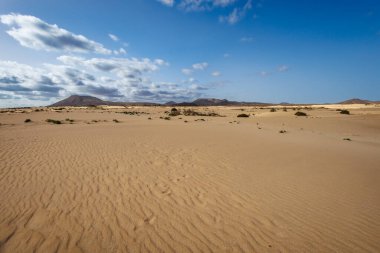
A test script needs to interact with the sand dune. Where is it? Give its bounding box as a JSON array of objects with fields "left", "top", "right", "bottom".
[{"left": 1, "top": 106, "right": 380, "bottom": 252}]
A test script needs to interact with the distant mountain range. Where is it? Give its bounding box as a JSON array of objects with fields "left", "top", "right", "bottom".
[
  {"left": 338, "top": 98, "right": 378, "bottom": 104},
  {"left": 49, "top": 95, "right": 158, "bottom": 107},
  {"left": 49, "top": 95, "right": 380, "bottom": 107}
]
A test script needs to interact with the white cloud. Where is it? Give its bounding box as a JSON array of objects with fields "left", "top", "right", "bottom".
[
  {"left": 192, "top": 62, "right": 208, "bottom": 70},
  {"left": 181, "top": 62, "right": 209, "bottom": 75},
  {"left": 259, "top": 71, "right": 270, "bottom": 77},
  {"left": 278, "top": 65, "right": 289, "bottom": 72},
  {"left": 0, "top": 13, "right": 111, "bottom": 54},
  {"left": 223, "top": 53, "right": 230, "bottom": 58},
  {"left": 113, "top": 48, "right": 127, "bottom": 55},
  {"left": 181, "top": 68, "right": 193, "bottom": 75},
  {"left": 157, "top": 0, "right": 175, "bottom": 7},
  {"left": 0, "top": 56, "right": 207, "bottom": 105},
  {"left": 211, "top": 71, "right": 221, "bottom": 77},
  {"left": 240, "top": 36, "right": 254, "bottom": 42},
  {"left": 108, "top": 33, "right": 119, "bottom": 41},
  {"left": 219, "top": 0, "right": 252, "bottom": 24},
  {"left": 158, "top": 0, "right": 252, "bottom": 24}
]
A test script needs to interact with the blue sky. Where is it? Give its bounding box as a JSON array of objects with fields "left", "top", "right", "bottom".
[{"left": 0, "top": 0, "right": 379, "bottom": 107}]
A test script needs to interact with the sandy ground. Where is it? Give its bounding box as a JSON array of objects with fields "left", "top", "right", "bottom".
[{"left": 0, "top": 105, "right": 379, "bottom": 253}]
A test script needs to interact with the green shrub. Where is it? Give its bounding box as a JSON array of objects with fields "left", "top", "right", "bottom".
[
  {"left": 295, "top": 111, "right": 307, "bottom": 116},
  {"left": 46, "top": 119, "right": 61, "bottom": 124}
]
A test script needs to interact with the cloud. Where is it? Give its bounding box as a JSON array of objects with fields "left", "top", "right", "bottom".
[
  {"left": 192, "top": 62, "right": 208, "bottom": 70},
  {"left": 181, "top": 68, "right": 193, "bottom": 75},
  {"left": 223, "top": 53, "right": 230, "bottom": 58},
  {"left": 0, "top": 55, "right": 207, "bottom": 105},
  {"left": 108, "top": 33, "right": 119, "bottom": 41},
  {"left": 0, "top": 13, "right": 111, "bottom": 54},
  {"left": 157, "top": 0, "right": 253, "bottom": 24},
  {"left": 259, "top": 71, "right": 270, "bottom": 77},
  {"left": 240, "top": 36, "right": 254, "bottom": 42},
  {"left": 278, "top": 65, "right": 289, "bottom": 72},
  {"left": 211, "top": 71, "right": 221, "bottom": 77},
  {"left": 157, "top": 0, "right": 175, "bottom": 7},
  {"left": 219, "top": 0, "right": 252, "bottom": 24},
  {"left": 113, "top": 48, "right": 127, "bottom": 55},
  {"left": 181, "top": 62, "right": 209, "bottom": 75}
]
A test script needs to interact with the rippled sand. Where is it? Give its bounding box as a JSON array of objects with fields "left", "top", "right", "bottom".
[{"left": 1, "top": 105, "right": 380, "bottom": 252}]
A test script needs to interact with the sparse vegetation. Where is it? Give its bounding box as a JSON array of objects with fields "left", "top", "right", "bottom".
[
  {"left": 113, "top": 119, "right": 120, "bottom": 123},
  {"left": 237, "top": 113, "right": 250, "bottom": 118},
  {"left": 24, "top": 119, "right": 32, "bottom": 123},
  {"left": 340, "top": 110, "right": 350, "bottom": 115},
  {"left": 164, "top": 117, "right": 171, "bottom": 120},
  {"left": 343, "top": 138, "right": 352, "bottom": 141},
  {"left": 295, "top": 111, "right": 307, "bottom": 117},
  {"left": 66, "top": 118, "right": 75, "bottom": 123},
  {"left": 270, "top": 108, "right": 276, "bottom": 112},
  {"left": 148, "top": 117, "right": 152, "bottom": 120},
  {"left": 279, "top": 130, "right": 287, "bottom": 133},
  {"left": 46, "top": 119, "right": 62, "bottom": 124},
  {"left": 169, "top": 108, "right": 181, "bottom": 116},
  {"left": 183, "top": 109, "right": 222, "bottom": 117},
  {"left": 117, "top": 111, "right": 149, "bottom": 115}
]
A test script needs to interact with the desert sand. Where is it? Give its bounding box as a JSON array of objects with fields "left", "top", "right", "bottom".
[{"left": 1, "top": 105, "right": 380, "bottom": 252}]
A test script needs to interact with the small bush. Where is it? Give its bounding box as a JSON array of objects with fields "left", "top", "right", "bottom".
[
  {"left": 340, "top": 110, "right": 350, "bottom": 115},
  {"left": 169, "top": 110, "right": 181, "bottom": 116},
  {"left": 237, "top": 113, "right": 250, "bottom": 118},
  {"left": 148, "top": 117, "right": 152, "bottom": 120},
  {"left": 113, "top": 119, "right": 120, "bottom": 123},
  {"left": 295, "top": 111, "right": 307, "bottom": 117},
  {"left": 283, "top": 108, "right": 287, "bottom": 112},
  {"left": 279, "top": 130, "right": 287, "bottom": 134},
  {"left": 343, "top": 138, "right": 351, "bottom": 141},
  {"left": 24, "top": 119, "right": 32, "bottom": 123},
  {"left": 270, "top": 108, "right": 276, "bottom": 112},
  {"left": 66, "top": 118, "right": 74, "bottom": 123},
  {"left": 164, "top": 117, "right": 171, "bottom": 120},
  {"left": 171, "top": 108, "right": 178, "bottom": 112},
  {"left": 46, "top": 119, "right": 61, "bottom": 124}
]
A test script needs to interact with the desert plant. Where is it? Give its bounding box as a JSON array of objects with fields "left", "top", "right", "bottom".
[
  {"left": 46, "top": 119, "right": 61, "bottom": 124},
  {"left": 237, "top": 113, "right": 250, "bottom": 118},
  {"left": 24, "top": 119, "right": 32, "bottom": 123},
  {"left": 343, "top": 138, "right": 351, "bottom": 141},
  {"left": 164, "top": 117, "right": 171, "bottom": 120},
  {"left": 279, "top": 130, "right": 287, "bottom": 133},
  {"left": 169, "top": 110, "right": 181, "bottom": 116},
  {"left": 340, "top": 110, "right": 350, "bottom": 115},
  {"left": 270, "top": 108, "right": 276, "bottom": 112},
  {"left": 295, "top": 111, "right": 307, "bottom": 116},
  {"left": 113, "top": 119, "right": 120, "bottom": 123}
]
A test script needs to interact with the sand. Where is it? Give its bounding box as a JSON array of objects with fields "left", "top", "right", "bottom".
[{"left": 0, "top": 105, "right": 380, "bottom": 252}]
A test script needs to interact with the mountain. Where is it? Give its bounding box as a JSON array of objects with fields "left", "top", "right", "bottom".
[
  {"left": 50, "top": 95, "right": 109, "bottom": 107},
  {"left": 50, "top": 95, "right": 161, "bottom": 107},
  {"left": 339, "top": 98, "right": 372, "bottom": 104}
]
